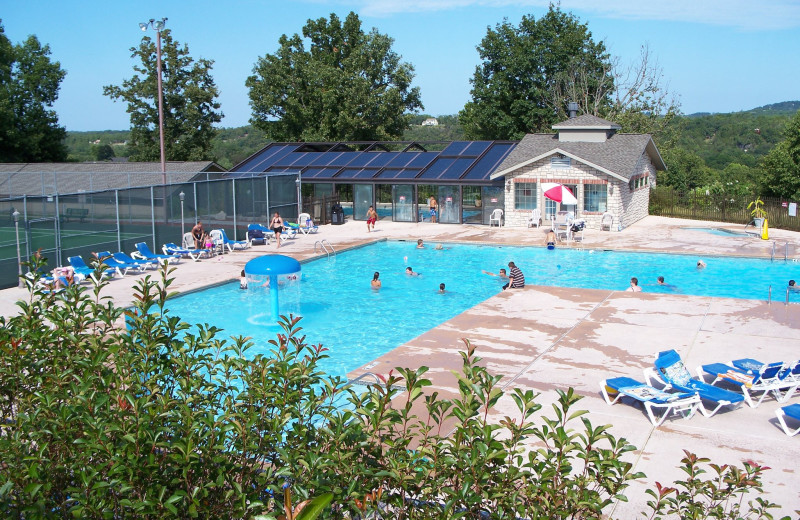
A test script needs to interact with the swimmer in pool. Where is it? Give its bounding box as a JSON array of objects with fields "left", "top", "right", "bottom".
[
  {"left": 545, "top": 229, "right": 556, "bottom": 247},
  {"left": 438, "top": 283, "right": 446, "bottom": 294},
  {"left": 696, "top": 260, "right": 706, "bottom": 269},
  {"left": 371, "top": 271, "right": 381, "bottom": 289},
  {"left": 482, "top": 268, "right": 508, "bottom": 284},
  {"left": 626, "top": 277, "right": 642, "bottom": 292},
  {"left": 405, "top": 267, "right": 420, "bottom": 276},
  {"left": 416, "top": 239, "right": 425, "bottom": 249}
]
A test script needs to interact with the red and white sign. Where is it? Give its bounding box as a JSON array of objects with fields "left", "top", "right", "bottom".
[
  {"left": 490, "top": 198, "right": 498, "bottom": 203},
  {"left": 399, "top": 196, "right": 406, "bottom": 202},
  {"left": 446, "top": 197, "right": 452, "bottom": 202}
]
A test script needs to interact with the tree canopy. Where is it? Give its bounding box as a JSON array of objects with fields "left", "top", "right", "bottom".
[
  {"left": 459, "top": 5, "right": 611, "bottom": 140},
  {"left": 760, "top": 109, "right": 800, "bottom": 199},
  {"left": 103, "top": 29, "right": 222, "bottom": 162},
  {"left": 246, "top": 12, "right": 423, "bottom": 142},
  {"left": 0, "top": 21, "right": 67, "bottom": 162}
]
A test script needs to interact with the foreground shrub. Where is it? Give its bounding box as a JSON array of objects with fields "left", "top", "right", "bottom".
[{"left": 0, "top": 261, "right": 785, "bottom": 518}]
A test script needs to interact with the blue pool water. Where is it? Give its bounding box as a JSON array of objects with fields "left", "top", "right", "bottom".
[
  {"left": 684, "top": 227, "right": 752, "bottom": 237},
  {"left": 165, "top": 241, "right": 800, "bottom": 378}
]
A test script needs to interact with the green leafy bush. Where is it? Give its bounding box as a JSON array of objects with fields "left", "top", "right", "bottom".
[{"left": 0, "top": 259, "right": 785, "bottom": 519}]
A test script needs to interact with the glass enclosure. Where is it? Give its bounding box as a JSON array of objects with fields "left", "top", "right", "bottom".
[
  {"left": 437, "top": 185, "right": 461, "bottom": 224},
  {"left": 462, "top": 186, "right": 482, "bottom": 224},
  {"left": 481, "top": 186, "right": 504, "bottom": 225},
  {"left": 353, "top": 184, "right": 373, "bottom": 221},
  {"left": 392, "top": 185, "right": 415, "bottom": 222}
]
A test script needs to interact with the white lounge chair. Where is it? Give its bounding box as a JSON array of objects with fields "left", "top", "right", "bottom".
[
  {"left": 489, "top": 208, "right": 503, "bottom": 227},
  {"left": 527, "top": 208, "right": 542, "bottom": 228},
  {"left": 298, "top": 212, "right": 319, "bottom": 234},
  {"left": 696, "top": 359, "right": 800, "bottom": 408}
]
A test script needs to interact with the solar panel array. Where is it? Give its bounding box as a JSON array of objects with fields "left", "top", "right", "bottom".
[{"left": 230, "top": 141, "right": 517, "bottom": 183}]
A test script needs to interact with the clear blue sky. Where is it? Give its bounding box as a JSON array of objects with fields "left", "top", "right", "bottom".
[{"left": 2, "top": 0, "right": 799, "bottom": 131}]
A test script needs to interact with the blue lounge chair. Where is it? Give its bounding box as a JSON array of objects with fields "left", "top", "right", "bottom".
[
  {"left": 132, "top": 242, "right": 181, "bottom": 264},
  {"left": 97, "top": 251, "right": 147, "bottom": 277},
  {"left": 644, "top": 350, "right": 745, "bottom": 417},
  {"left": 112, "top": 251, "right": 159, "bottom": 270},
  {"left": 775, "top": 404, "right": 800, "bottom": 437},
  {"left": 600, "top": 376, "right": 701, "bottom": 426},
  {"left": 163, "top": 243, "right": 209, "bottom": 261},
  {"left": 696, "top": 358, "right": 799, "bottom": 408},
  {"left": 246, "top": 224, "right": 270, "bottom": 245},
  {"left": 67, "top": 255, "right": 115, "bottom": 284},
  {"left": 210, "top": 229, "right": 249, "bottom": 252}
]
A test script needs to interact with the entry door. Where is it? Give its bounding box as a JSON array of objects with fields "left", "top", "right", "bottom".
[
  {"left": 437, "top": 186, "right": 461, "bottom": 224},
  {"left": 353, "top": 184, "right": 373, "bottom": 221},
  {"left": 392, "top": 185, "right": 414, "bottom": 222}
]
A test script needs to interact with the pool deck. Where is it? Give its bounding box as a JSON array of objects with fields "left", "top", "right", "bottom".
[{"left": 2, "top": 215, "right": 800, "bottom": 516}]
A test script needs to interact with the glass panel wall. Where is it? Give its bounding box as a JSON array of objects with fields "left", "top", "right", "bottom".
[
  {"left": 353, "top": 184, "right": 373, "bottom": 221},
  {"left": 481, "top": 186, "right": 504, "bottom": 225},
  {"left": 437, "top": 185, "right": 461, "bottom": 224},
  {"left": 392, "top": 185, "right": 415, "bottom": 222},
  {"left": 417, "top": 185, "right": 436, "bottom": 222},
  {"left": 376, "top": 184, "right": 392, "bottom": 221},
  {"left": 462, "top": 185, "right": 482, "bottom": 224}
]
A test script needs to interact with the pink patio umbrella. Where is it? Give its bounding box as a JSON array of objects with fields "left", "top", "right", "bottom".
[{"left": 541, "top": 183, "right": 578, "bottom": 205}]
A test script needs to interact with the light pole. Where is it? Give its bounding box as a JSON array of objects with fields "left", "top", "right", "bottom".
[
  {"left": 13, "top": 210, "right": 22, "bottom": 288},
  {"left": 179, "top": 191, "right": 185, "bottom": 238},
  {"left": 139, "top": 17, "right": 168, "bottom": 183},
  {"left": 295, "top": 175, "right": 302, "bottom": 222}
]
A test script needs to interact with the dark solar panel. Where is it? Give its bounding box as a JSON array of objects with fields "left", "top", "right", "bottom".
[
  {"left": 439, "top": 157, "right": 476, "bottom": 180},
  {"left": 304, "top": 167, "right": 342, "bottom": 179},
  {"left": 418, "top": 157, "right": 455, "bottom": 179},
  {"left": 309, "top": 151, "right": 345, "bottom": 166},
  {"left": 233, "top": 144, "right": 297, "bottom": 174},
  {"left": 462, "top": 143, "right": 516, "bottom": 180},
  {"left": 365, "top": 152, "right": 398, "bottom": 167},
  {"left": 347, "top": 153, "right": 381, "bottom": 167},
  {"left": 346, "top": 168, "right": 381, "bottom": 179},
  {"left": 386, "top": 153, "right": 414, "bottom": 168},
  {"left": 408, "top": 152, "right": 439, "bottom": 168},
  {"left": 391, "top": 168, "right": 423, "bottom": 179},
  {"left": 284, "top": 152, "right": 317, "bottom": 167},
  {"left": 440, "top": 142, "right": 470, "bottom": 156},
  {"left": 462, "top": 141, "right": 491, "bottom": 156}
]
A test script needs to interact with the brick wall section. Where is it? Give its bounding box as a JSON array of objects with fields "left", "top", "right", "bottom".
[{"left": 503, "top": 152, "right": 655, "bottom": 230}]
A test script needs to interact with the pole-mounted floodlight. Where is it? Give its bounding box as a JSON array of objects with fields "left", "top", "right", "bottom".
[
  {"left": 139, "top": 17, "right": 168, "bottom": 182},
  {"left": 13, "top": 210, "right": 22, "bottom": 288},
  {"left": 179, "top": 191, "right": 185, "bottom": 238}
]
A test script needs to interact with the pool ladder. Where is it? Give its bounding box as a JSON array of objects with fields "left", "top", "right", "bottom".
[
  {"left": 770, "top": 242, "right": 790, "bottom": 262},
  {"left": 314, "top": 239, "right": 336, "bottom": 258},
  {"left": 767, "top": 284, "right": 794, "bottom": 305}
]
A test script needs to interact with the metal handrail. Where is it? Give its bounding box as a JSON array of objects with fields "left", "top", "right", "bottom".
[
  {"left": 313, "top": 239, "right": 335, "bottom": 258},
  {"left": 768, "top": 285, "right": 772, "bottom": 304},
  {"left": 771, "top": 242, "right": 775, "bottom": 262}
]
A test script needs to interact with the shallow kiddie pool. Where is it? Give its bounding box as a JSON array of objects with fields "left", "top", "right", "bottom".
[{"left": 164, "top": 241, "right": 800, "bottom": 378}]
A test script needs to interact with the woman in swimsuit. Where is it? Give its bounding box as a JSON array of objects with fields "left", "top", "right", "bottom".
[
  {"left": 371, "top": 271, "right": 381, "bottom": 289},
  {"left": 270, "top": 212, "right": 284, "bottom": 249}
]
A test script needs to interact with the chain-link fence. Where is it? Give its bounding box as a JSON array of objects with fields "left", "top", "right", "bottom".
[{"left": 0, "top": 173, "right": 299, "bottom": 289}]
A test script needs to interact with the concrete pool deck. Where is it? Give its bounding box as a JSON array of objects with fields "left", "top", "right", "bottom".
[{"left": 2, "top": 215, "right": 799, "bottom": 515}]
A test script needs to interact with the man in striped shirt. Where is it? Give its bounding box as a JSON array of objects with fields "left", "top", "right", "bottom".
[{"left": 504, "top": 261, "right": 525, "bottom": 290}]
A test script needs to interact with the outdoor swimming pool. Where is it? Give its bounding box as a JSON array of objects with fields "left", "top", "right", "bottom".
[
  {"left": 165, "top": 241, "right": 800, "bottom": 378},
  {"left": 684, "top": 227, "right": 752, "bottom": 237}
]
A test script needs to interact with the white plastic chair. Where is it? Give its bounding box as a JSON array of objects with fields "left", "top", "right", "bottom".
[
  {"left": 527, "top": 208, "right": 542, "bottom": 228},
  {"left": 552, "top": 211, "right": 572, "bottom": 242},
  {"left": 601, "top": 212, "right": 614, "bottom": 231},
  {"left": 489, "top": 209, "right": 503, "bottom": 227}
]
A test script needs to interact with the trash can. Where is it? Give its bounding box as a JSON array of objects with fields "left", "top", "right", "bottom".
[{"left": 331, "top": 204, "right": 345, "bottom": 225}]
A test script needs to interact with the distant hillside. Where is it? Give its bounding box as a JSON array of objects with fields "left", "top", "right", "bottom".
[{"left": 686, "top": 101, "right": 800, "bottom": 118}]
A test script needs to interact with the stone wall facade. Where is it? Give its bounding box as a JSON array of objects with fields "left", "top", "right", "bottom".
[{"left": 502, "top": 152, "right": 656, "bottom": 230}]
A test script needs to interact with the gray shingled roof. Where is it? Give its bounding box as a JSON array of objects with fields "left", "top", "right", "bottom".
[
  {"left": 552, "top": 114, "right": 621, "bottom": 129},
  {"left": 0, "top": 162, "right": 226, "bottom": 197},
  {"left": 491, "top": 133, "right": 665, "bottom": 181}
]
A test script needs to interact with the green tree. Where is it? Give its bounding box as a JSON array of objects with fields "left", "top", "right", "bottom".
[
  {"left": 246, "top": 12, "right": 423, "bottom": 141},
  {"left": 760, "top": 110, "right": 800, "bottom": 198},
  {"left": 660, "top": 148, "right": 711, "bottom": 192},
  {"left": 0, "top": 21, "right": 67, "bottom": 162},
  {"left": 93, "top": 143, "right": 115, "bottom": 161},
  {"left": 103, "top": 29, "right": 222, "bottom": 162},
  {"left": 459, "top": 5, "right": 611, "bottom": 140}
]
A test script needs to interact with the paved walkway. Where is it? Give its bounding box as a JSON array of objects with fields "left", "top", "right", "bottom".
[{"left": 2, "top": 215, "right": 800, "bottom": 516}]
